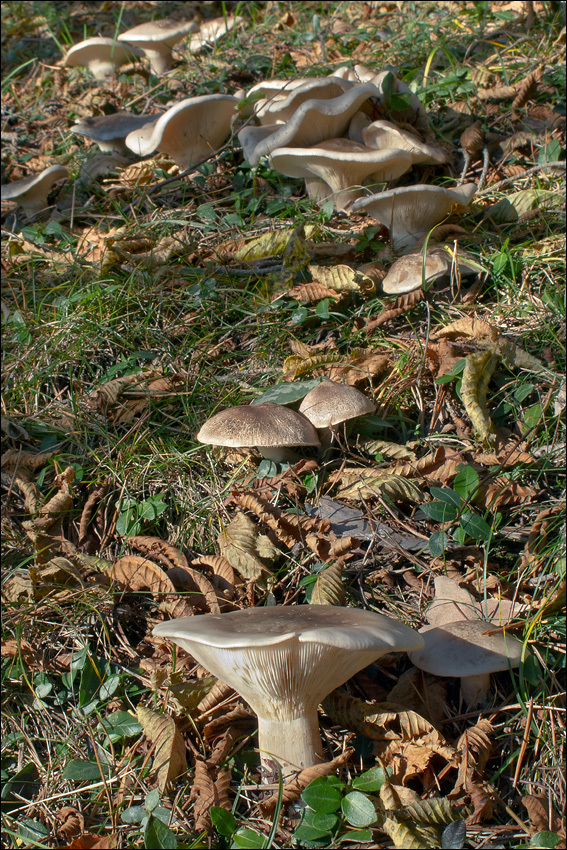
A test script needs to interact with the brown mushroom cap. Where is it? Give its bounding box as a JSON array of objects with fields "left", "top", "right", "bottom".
[
  {"left": 299, "top": 381, "right": 375, "bottom": 429},
  {"left": 197, "top": 402, "right": 320, "bottom": 462},
  {"left": 63, "top": 37, "right": 142, "bottom": 79},
  {"left": 350, "top": 183, "right": 477, "bottom": 251},
  {"left": 72, "top": 112, "right": 159, "bottom": 153},
  {"left": 1, "top": 165, "right": 68, "bottom": 217},
  {"left": 118, "top": 19, "right": 198, "bottom": 73},
  {"left": 125, "top": 94, "right": 238, "bottom": 169},
  {"left": 270, "top": 139, "right": 413, "bottom": 211},
  {"left": 153, "top": 604, "right": 423, "bottom": 773},
  {"left": 382, "top": 244, "right": 481, "bottom": 295}
]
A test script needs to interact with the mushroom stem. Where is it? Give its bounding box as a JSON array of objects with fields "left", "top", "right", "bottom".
[
  {"left": 460, "top": 671, "right": 491, "bottom": 706},
  {"left": 257, "top": 713, "right": 324, "bottom": 775}
]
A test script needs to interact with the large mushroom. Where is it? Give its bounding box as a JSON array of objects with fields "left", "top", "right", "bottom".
[
  {"left": 63, "top": 37, "right": 142, "bottom": 79},
  {"left": 408, "top": 619, "right": 527, "bottom": 707},
  {"left": 349, "top": 116, "right": 448, "bottom": 166},
  {"left": 153, "top": 605, "right": 424, "bottom": 775},
  {"left": 117, "top": 19, "right": 199, "bottom": 74},
  {"left": 254, "top": 77, "right": 353, "bottom": 125},
  {"left": 350, "top": 183, "right": 477, "bottom": 251},
  {"left": 197, "top": 402, "right": 320, "bottom": 462},
  {"left": 1, "top": 165, "right": 68, "bottom": 218},
  {"left": 125, "top": 94, "right": 238, "bottom": 169},
  {"left": 298, "top": 380, "right": 376, "bottom": 447},
  {"left": 270, "top": 139, "right": 413, "bottom": 211},
  {"left": 71, "top": 112, "right": 160, "bottom": 154}
]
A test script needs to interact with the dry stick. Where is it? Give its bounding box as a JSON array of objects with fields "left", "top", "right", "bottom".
[
  {"left": 478, "top": 161, "right": 565, "bottom": 195},
  {"left": 512, "top": 696, "right": 534, "bottom": 789}
]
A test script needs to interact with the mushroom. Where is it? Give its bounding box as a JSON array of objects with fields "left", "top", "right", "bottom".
[
  {"left": 270, "top": 139, "right": 413, "bottom": 211},
  {"left": 71, "top": 112, "right": 160, "bottom": 154},
  {"left": 332, "top": 64, "right": 378, "bottom": 83},
  {"left": 188, "top": 15, "right": 243, "bottom": 54},
  {"left": 238, "top": 83, "right": 382, "bottom": 167},
  {"left": 408, "top": 619, "right": 527, "bottom": 707},
  {"left": 349, "top": 116, "right": 448, "bottom": 166},
  {"left": 118, "top": 19, "right": 199, "bottom": 74},
  {"left": 254, "top": 77, "right": 353, "bottom": 125},
  {"left": 197, "top": 402, "right": 320, "bottom": 463},
  {"left": 63, "top": 37, "right": 142, "bottom": 79},
  {"left": 381, "top": 244, "right": 481, "bottom": 295},
  {"left": 298, "top": 380, "right": 375, "bottom": 447},
  {"left": 125, "top": 94, "right": 238, "bottom": 169},
  {"left": 1, "top": 165, "right": 68, "bottom": 218},
  {"left": 153, "top": 604, "right": 424, "bottom": 775},
  {"left": 350, "top": 183, "right": 477, "bottom": 251}
]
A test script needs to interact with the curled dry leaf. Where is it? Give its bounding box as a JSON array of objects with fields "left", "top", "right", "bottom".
[
  {"left": 217, "top": 510, "right": 277, "bottom": 581},
  {"left": 1, "top": 449, "right": 58, "bottom": 471},
  {"left": 326, "top": 349, "right": 392, "bottom": 386},
  {"left": 79, "top": 483, "right": 109, "bottom": 548},
  {"left": 88, "top": 371, "right": 185, "bottom": 425},
  {"left": 383, "top": 796, "right": 467, "bottom": 850},
  {"left": 260, "top": 748, "right": 354, "bottom": 813},
  {"left": 460, "top": 350, "right": 499, "bottom": 446},
  {"left": 164, "top": 564, "right": 221, "bottom": 614},
  {"left": 136, "top": 705, "right": 187, "bottom": 795},
  {"left": 283, "top": 351, "right": 343, "bottom": 380},
  {"left": 113, "top": 555, "right": 194, "bottom": 619},
  {"left": 331, "top": 468, "right": 423, "bottom": 503},
  {"left": 286, "top": 281, "right": 342, "bottom": 303},
  {"left": 22, "top": 465, "right": 75, "bottom": 534},
  {"left": 478, "top": 476, "right": 537, "bottom": 510},
  {"left": 56, "top": 806, "right": 85, "bottom": 845},
  {"left": 197, "top": 680, "right": 236, "bottom": 714},
  {"left": 308, "top": 263, "right": 376, "bottom": 295},
  {"left": 310, "top": 560, "right": 345, "bottom": 605},
  {"left": 230, "top": 491, "right": 301, "bottom": 549},
  {"left": 387, "top": 668, "right": 448, "bottom": 729},
  {"left": 190, "top": 758, "right": 231, "bottom": 833},
  {"left": 450, "top": 719, "right": 494, "bottom": 823},
  {"left": 202, "top": 704, "right": 254, "bottom": 741},
  {"left": 522, "top": 793, "right": 562, "bottom": 835},
  {"left": 128, "top": 536, "right": 189, "bottom": 570}
]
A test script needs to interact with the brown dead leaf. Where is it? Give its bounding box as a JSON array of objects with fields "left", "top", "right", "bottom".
[
  {"left": 450, "top": 719, "right": 494, "bottom": 823},
  {"left": 260, "top": 749, "right": 354, "bottom": 813},
  {"left": 128, "top": 536, "right": 189, "bottom": 570},
  {"left": 79, "top": 483, "right": 109, "bottom": 549},
  {"left": 286, "top": 281, "right": 343, "bottom": 303},
  {"left": 522, "top": 793, "right": 562, "bottom": 835},
  {"left": 387, "top": 668, "right": 448, "bottom": 729},
  {"left": 56, "top": 806, "right": 84, "bottom": 846},
  {"left": 137, "top": 705, "right": 187, "bottom": 794},
  {"left": 22, "top": 465, "right": 74, "bottom": 536},
  {"left": 75, "top": 225, "right": 123, "bottom": 269},
  {"left": 113, "top": 555, "right": 194, "bottom": 619},
  {"left": 111, "top": 231, "right": 196, "bottom": 268},
  {"left": 327, "top": 350, "right": 392, "bottom": 386},
  {"left": 311, "top": 561, "right": 345, "bottom": 605},
  {"left": 477, "top": 476, "right": 537, "bottom": 510},
  {"left": 218, "top": 511, "right": 277, "bottom": 581},
  {"left": 461, "top": 350, "right": 498, "bottom": 446},
  {"left": 190, "top": 758, "right": 231, "bottom": 832},
  {"left": 88, "top": 371, "right": 185, "bottom": 425}
]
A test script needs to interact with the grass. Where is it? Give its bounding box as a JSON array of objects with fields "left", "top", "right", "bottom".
[{"left": 2, "top": 1, "right": 566, "bottom": 848}]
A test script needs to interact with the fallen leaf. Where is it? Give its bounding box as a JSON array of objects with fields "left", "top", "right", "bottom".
[{"left": 136, "top": 705, "right": 187, "bottom": 794}]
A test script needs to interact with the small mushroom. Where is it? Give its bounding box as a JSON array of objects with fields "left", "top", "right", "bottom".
[
  {"left": 349, "top": 116, "right": 449, "bottom": 166},
  {"left": 63, "top": 37, "right": 143, "bottom": 80},
  {"left": 125, "top": 94, "right": 238, "bottom": 169},
  {"left": 350, "top": 183, "right": 477, "bottom": 251},
  {"left": 408, "top": 619, "right": 527, "bottom": 706},
  {"left": 238, "top": 83, "right": 382, "bottom": 167},
  {"left": 299, "top": 380, "right": 376, "bottom": 447},
  {"left": 197, "top": 402, "right": 320, "bottom": 463},
  {"left": 381, "top": 244, "right": 480, "bottom": 295},
  {"left": 72, "top": 112, "right": 160, "bottom": 153},
  {"left": 270, "top": 139, "right": 413, "bottom": 211},
  {"left": 153, "top": 604, "right": 424, "bottom": 775},
  {"left": 188, "top": 15, "right": 243, "bottom": 54},
  {"left": 1, "top": 165, "right": 68, "bottom": 218},
  {"left": 118, "top": 19, "right": 199, "bottom": 74}
]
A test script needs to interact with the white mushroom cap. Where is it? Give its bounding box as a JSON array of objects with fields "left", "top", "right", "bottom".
[
  {"left": 382, "top": 244, "right": 480, "bottom": 295},
  {"left": 125, "top": 94, "right": 238, "bottom": 169},
  {"left": 197, "top": 402, "right": 320, "bottom": 462},
  {"left": 63, "top": 37, "right": 142, "bottom": 79},
  {"left": 299, "top": 380, "right": 376, "bottom": 430},
  {"left": 118, "top": 19, "right": 199, "bottom": 74},
  {"left": 270, "top": 139, "right": 413, "bottom": 211},
  {"left": 332, "top": 64, "right": 377, "bottom": 83},
  {"left": 1, "top": 165, "right": 68, "bottom": 217},
  {"left": 254, "top": 77, "right": 354, "bottom": 125},
  {"left": 350, "top": 183, "right": 477, "bottom": 251},
  {"left": 408, "top": 619, "right": 526, "bottom": 706},
  {"left": 349, "top": 116, "right": 448, "bottom": 166},
  {"left": 72, "top": 112, "right": 160, "bottom": 153},
  {"left": 153, "top": 604, "right": 423, "bottom": 773},
  {"left": 189, "top": 15, "right": 243, "bottom": 54},
  {"left": 238, "top": 83, "right": 382, "bottom": 167}
]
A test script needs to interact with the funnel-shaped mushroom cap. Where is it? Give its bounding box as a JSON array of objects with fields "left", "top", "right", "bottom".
[
  {"left": 270, "top": 139, "right": 413, "bottom": 211},
  {"left": 72, "top": 112, "right": 159, "bottom": 153},
  {"left": 238, "top": 83, "right": 382, "bottom": 166},
  {"left": 299, "top": 381, "right": 375, "bottom": 429},
  {"left": 197, "top": 402, "right": 319, "bottom": 462},
  {"left": 349, "top": 116, "right": 448, "bottom": 166},
  {"left": 63, "top": 37, "right": 142, "bottom": 79},
  {"left": 382, "top": 244, "right": 480, "bottom": 295},
  {"left": 255, "top": 77, "right": 354, "bottom": 124},
  {"left": 1, "top": 165, "right": 68, "bottom": 217},
  {"left": 154, "top": 605, "right": 423, "bottom": 772},
  {"left": 125, "top": 94, "right": 238, "bottom": 169},
  {"left": 118, "top": 19, "right": 198, "bottom": 73},
  {"left": 408, "top": 619, "right": 526, "bottom": 706},
  {"left": 351, "top": 183, "right": 477, "bottom": 251}
]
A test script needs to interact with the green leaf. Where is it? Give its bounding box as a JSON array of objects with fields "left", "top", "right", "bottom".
[
  {"left": 301, "top": 808, "right": 338, "bottom": 832},
  {"left": 1, "top": 763, "right": 40, "bottom": 813},
  {"left": 351, "top": 766, "right": 386, "bottom": 793},
  {"left": 144, "top": 815, "right": 177, "bottom": 849},
  {"left": 459, "top": 511, "right": 492, "bottom": 542},
  {"left": 430, "top": 487, "right": 463, "bottom": 507},
  {"left": 252, "top": 378, "right": 325, "bottom": 406},
  {"left": 210, "top": 806, "right": 238, "bottom": 837},
  {"left": 121, "top": 805, "right": 147, "bottom": 824},
  {"left": 63, "top": 759, "right": 111, "bottom": 782},
  {"left": 100, "top": 710, "right": 142, "bottom": 743},
  {"left": 302, "top": 776, "right": 344, "bottom": 813},
  {"left": 522, "top": 402, "right": 542, "bottom": 433},
  {"left": 529, "top": 832, "right": 561, "bottom": 848},
  {"left": 293, "top": 823, "right": 332, "bottom": 842},
  {"left": 421, "top": 502, "right": 459, "bottom": 523},
  {"left": 17, "top": 818, "right": 49, "bottom": 846},
  {"left": 341, "top": 791, "right": 377, "bottom": 828},
  {"left": 429, "top": 531, "right": 450, "bottom": 558},
  {"left": 336, "top": 828, "right": 374, "bottom": 844},
  {"left": 442, "top": 819, "right": 467, "bottom": 849},
  {"left": 452, "top": 526, "right": 468, "bottom": 545},
  {"left": 453, "top": 466, "right": 480, "bottom": 500},
  {"left": 145, "top": 789, "right": 160, "bottom": 813},
  {"left": 232, "top": 826, "right": 267, "bottom": 848}
]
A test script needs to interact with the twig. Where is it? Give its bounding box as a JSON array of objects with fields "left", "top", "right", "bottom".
[{"left": 478, "top": 161, "right": 565, "bottom": 195}]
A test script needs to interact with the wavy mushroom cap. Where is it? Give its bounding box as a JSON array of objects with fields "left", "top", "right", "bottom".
[
  {"left": 63, "top": 37, "right": 142, "bottom": 79},
  {"left": 72, "top": 112, "right": 159, "bottom": 152},
  {"left": 350, "top": 183, "right": 477, "bottom": 251},
  {"left": 348, "top": 116, "right": 448, "bottom": 166},
  {"left": 238, "top": 83, "right": 383, "bottom": 167},
  {"left": 382, "top": 244, "right": 480, "bottom": 294},
  {"left": 1, "top": 165, "right": 68, "bottom": 216},
  {"left": 125, "top": 94, "right": 238, "bottom": 169},
  {"left": 254, "top": 77, "right": 354, "bottom": 125},
  {"left": 118, "top": 19, "right": 198, "bottom": 73},
  {"left": 299, "top": 381, "right": 376, "bottom": 429},
  {"left": 270, "top": 139, "right": 413, "bottom": 211}
]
